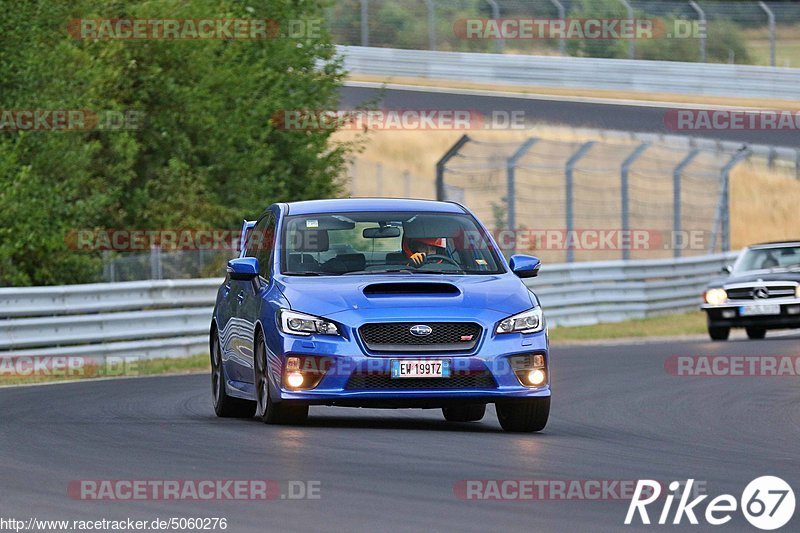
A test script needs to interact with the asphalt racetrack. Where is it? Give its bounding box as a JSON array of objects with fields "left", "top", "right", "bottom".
[
  {"left": 340, "top": 85, "right": 800, "bottom": 148},
  {"left": 2, "top": 333, "right": 798, "bottom": 532}
]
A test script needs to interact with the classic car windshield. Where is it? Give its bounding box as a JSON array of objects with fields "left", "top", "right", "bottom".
[
  {"left": 734, "top": 245, "right": 800, "bottom": 273},
  {"left": 280, "top": 211, "right": 504, "bottom": 275}
]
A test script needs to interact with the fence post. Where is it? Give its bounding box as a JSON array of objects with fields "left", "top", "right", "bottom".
[
  {"left": 617, "top": 0, "right": 635, "bottom": 59},
  {"left": 549, "top": 0, "right": 566, "bottom": 56},
  {"left": 620, "top": 142, "right": 649, "bottom": 260},
  {"left": 436, "top": 134, "right": 471, "bottom": 201},
  {"left": 759, "top": 1, "right": 776, "bottom": 67},
  {"left": 486, "top": 0, "right": 503, "bottom": 53},
  {"left": 425, "top": 0, "right": 436, "bottom": 50},
  {"left": 672, "top": 148, "right": 700, "bottom": 258},
  {"left": 150, "top": 245, "right": 162, "bottom": 280},
  {"left": 711, "top": 149, "right": 750, "bottom": 253},
  {"left": 360, "top": 0, "right": 369, "bottom": 47},
  {"left": 689, "top": 1, "right": 707, "bottom": 63},
  {"left": 505, "top": 138, "right": 538, "bottom": 253},
  {"left": 565, "top": 141, "right": 596, "bottom": 263}
]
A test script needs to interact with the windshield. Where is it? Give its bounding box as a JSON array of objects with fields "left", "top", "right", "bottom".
[
  {"left": 280, "top": 211, "right": 503, "bottom": 276},
  {"left": 734, "top": 245, "right": 800, "bottom": 273}
]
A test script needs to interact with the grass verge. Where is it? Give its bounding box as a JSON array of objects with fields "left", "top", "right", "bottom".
[
  {"left": 548, "top": 312, "right": 707, "bottom": 343},
  {"left": 0, "top": 353, "right": 210, "bottom": 387}
]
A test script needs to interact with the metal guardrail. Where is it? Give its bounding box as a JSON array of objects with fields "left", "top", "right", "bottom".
[
  {"left": 0, "top": 252, "right": 737, "bottom": 359},
  {"left": 338, "top": 45, "right": 800, "bottom": 100}
]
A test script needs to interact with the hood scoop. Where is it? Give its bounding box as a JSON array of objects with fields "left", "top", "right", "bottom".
[{"left": 363, "top": 282, "right": 460, "bottom": 297}]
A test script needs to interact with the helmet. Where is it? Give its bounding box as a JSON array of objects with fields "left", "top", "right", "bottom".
[{"left": 403, "top": 236, "right": 446, "bottom": 257}]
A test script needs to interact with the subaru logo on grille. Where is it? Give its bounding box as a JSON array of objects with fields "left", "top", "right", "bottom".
[
  {"left": 409, "top": 324, "right": 432, "bottom": 337},
  {"left": 754, "top": 287, "right": 770, "bottom": 299}
]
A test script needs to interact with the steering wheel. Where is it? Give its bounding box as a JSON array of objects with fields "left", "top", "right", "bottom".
[{"left": 423, "top": 253, "right": 461, "bottom": 268}]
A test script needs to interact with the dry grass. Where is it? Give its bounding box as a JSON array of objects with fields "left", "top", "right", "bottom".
[{"left": 336, "top": 126, "right": 800, "bottom": 251}]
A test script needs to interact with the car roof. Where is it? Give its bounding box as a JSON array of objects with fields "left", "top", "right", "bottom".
[
  {"left": 748, "top": 240, "right": 800, "bottom": 249},
  {"left": 284, "top": 198, "right": 465, "bottom": 216}
]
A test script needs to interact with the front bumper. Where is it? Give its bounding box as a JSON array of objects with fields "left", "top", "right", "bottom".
[
  {"left": 270, "top": 328, "right": 550, "bottom": 406},
  {"left": 701, "top": 299, "right": 800, "bottom": 329}
]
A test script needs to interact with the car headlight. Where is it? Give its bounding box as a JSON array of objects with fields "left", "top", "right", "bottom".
[
  {"left": 279, "top": 309, "right": 340, "bottom": 336},
  {"left": 796, "top": 285, "right": 800, "bottom": 298},
  {"left": 496, "top": 307, "right": 544, "bottom": 334},
  {"left": 704, "top": 288, "right": 728, "bottom": 306}
]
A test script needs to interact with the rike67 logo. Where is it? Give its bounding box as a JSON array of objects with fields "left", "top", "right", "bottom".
[{"left": 625, "top": 477, "right": 795, "bottom": 530}]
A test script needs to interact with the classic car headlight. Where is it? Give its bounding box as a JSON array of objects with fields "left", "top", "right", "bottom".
[
  {"left": 496, "top": 307, "right": 544, "bottom": 334},
  {"left": 704, "top": 288, "right": 728, "bottom": 306},
  {"left": 279, "top": 309, "right": 340, "bottom": 336}
]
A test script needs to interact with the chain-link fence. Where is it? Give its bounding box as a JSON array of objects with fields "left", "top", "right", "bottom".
[
  {"left": 435, "top": 133, "right": 753, "bottom": 263},
  {"left": 327, "top": 0, "right": 800, "bottom": 66},
  {"left": 102, "top": 249, "right": 232, "bottom": 282}
]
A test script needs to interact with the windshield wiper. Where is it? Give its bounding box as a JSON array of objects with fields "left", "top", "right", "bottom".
[
  {"left": 342, "top": 269, "right": 417, "bottom": 275},
  {"left": 284, "top": 271, "right": 339, "bottom": 276}
]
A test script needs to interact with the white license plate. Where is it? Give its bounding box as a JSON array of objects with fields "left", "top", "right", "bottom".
[
  {"left": 391, "top": 359, "right": 451, "bottom": 379},
  {"left": 739, "top": 304, "right": 781, "bottom": 316}
]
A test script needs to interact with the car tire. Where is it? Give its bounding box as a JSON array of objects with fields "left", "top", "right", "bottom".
[
  {"left": 746, "top": 327, "right": 767, "bottom": 340},
  {"left": 254, "top": 331, "right": 309, "bottom": 425},
  {"left": 708, "top": 327, "right": 730, "bottom": 341},
  {"left": 211, "top": 328, "right": 256, "bottom": 418},
  {"left": 496, "top": 397, "right": 550, "bottom": 433},
  {"left": 442, "top": 404, "right": 486, "bottom": 422}
]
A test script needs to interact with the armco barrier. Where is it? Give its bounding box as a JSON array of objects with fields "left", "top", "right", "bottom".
[
  {"left": 338, "top": 45, "right": 800, "bottom": 100},
  {"left": 0, "top": 252, "right": 737, "bottom": 359}
]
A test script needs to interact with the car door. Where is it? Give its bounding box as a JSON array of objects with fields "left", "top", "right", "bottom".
[{"left": 224, "top": 213, "right": 275, "bottom": 383}]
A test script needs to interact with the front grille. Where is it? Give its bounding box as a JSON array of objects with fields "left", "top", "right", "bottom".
[
  {"left": 344, "top": 370, "right": 497, "bottom": 390},
  {"left": 359, "top": 322, "right": 482, "bottom": 353},
  {"left": 726, "top": 285, "right": 797, "bottom": 300}
]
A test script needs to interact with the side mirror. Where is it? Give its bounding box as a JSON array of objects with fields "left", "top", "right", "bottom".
[
  {"left": 509, "top": 255, "right": 541, "bottom": 279},
  {"left": 720, "top": 265, "right": 733, "bottom": 274},
  {"left": 227, "top": 257, "right": 260, "bottom": 280}
]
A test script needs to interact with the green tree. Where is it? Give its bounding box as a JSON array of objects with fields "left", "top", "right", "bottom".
[{"left": 0, "top": 0, "right": 354, "bottom": 286}]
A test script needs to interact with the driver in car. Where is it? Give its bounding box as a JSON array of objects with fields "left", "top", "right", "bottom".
[{"left": 403, "top": 236, "right": 447, "bottom": 267}]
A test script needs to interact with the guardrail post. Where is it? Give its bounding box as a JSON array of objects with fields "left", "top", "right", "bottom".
[
  {"left": 436, "top": 134, "right": 471, "bottom": 201},
  {"left": 711, "top": 148, "right": 750, "bottom": 253},
  {"left": 759, "top": 1, "right": 776, "bottom": 67},
  {"left": 360, "top": 0, "right": 369, "bottom": 47},
  {"left": 617, "top": 0, "right": 635, "bottom": 59},
  {"left": 506, "top": 138, "right": 538, "bottom": 252},
  {"left": 620, "top": 143, "right": 649, "bottom": 260},
  {"left": 425, "top": 0, "right": 437, "bottom": 50},
  {"left": 689, "top": 1, "right": 707, "bottom": 63},
  {"left": 565, "top": 141, "right": 596, "bottom": 262},
  {"left": 150, "top": 245, "right": 162, "bottom": 280},
  {"left": 549, "top": 0, "right": 566, "bottom": 56},
  {"left": 486, "top": 0, "right": 503, "bottom": 53},
  {"left": 672, "top": 148, "right": 700, "bottom": 258}
]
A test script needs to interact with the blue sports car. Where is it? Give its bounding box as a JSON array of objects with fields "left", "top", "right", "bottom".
[{"left": 210, "top": 198, "right": 550, "bottom": 432}]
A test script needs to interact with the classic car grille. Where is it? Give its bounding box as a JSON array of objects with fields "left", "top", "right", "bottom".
[
  {"left": 344, "top": 370, "right": 497, "bottom": 390},
  {"left": 359, "top": 322, "right": 482, "bottom": 353},
  {"left": 726, "top": 285, "right": 797, "bottom": 300}
]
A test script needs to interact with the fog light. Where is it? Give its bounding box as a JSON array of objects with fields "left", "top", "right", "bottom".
[
  {"left": 722, "top": 310, "right": 736, "bottom": 319},
  {"left": 527, "top": 369, "right": 546, "bottom": 386},
  {"left": 286, "top": 371, "right": 304, "bottom": 388},
  {"left": 787, "top": 306, "right": 800, "bottom": 315}
]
